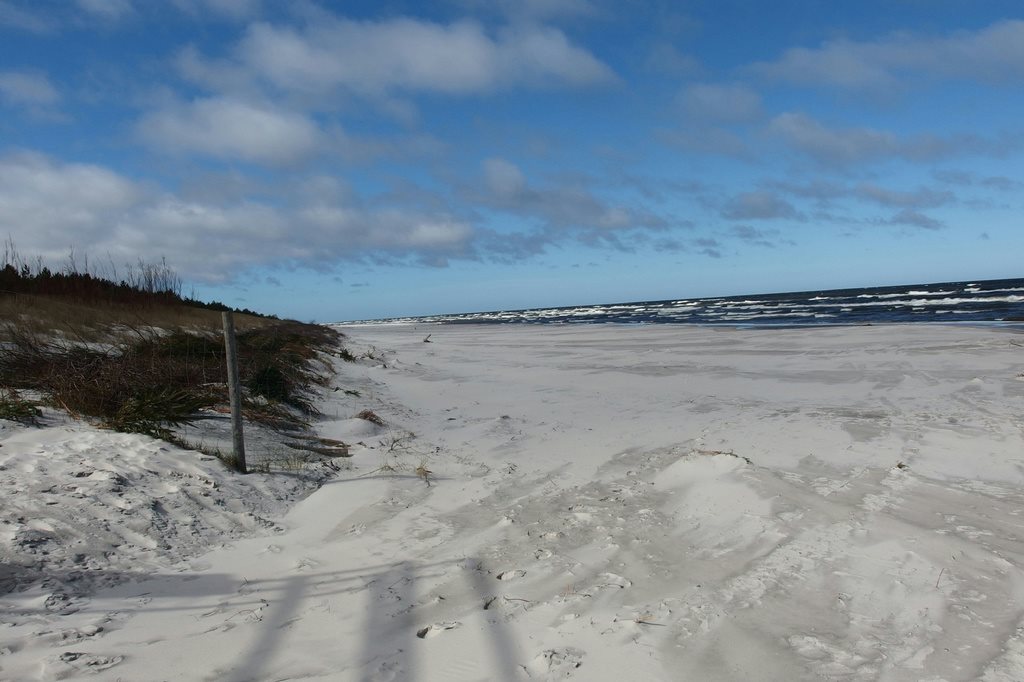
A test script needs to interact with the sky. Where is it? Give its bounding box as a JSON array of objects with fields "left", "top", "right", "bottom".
[{"left": 0, "top": 0, "right": 1022, "bottom": 321}]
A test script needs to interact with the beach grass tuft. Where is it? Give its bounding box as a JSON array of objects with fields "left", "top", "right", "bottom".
[
  {"left": 356, "top": 409, "right": 385, "bottom": 426},
  {"left": 1, "top": 245, "right": 342, "bottom": 446},
  {"left": 0, "top": 388, "right": 42, "bottom": 425}
]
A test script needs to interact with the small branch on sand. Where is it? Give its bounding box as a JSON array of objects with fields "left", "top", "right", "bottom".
[
  {"left": 635, "top": 619, "right": 666, "bottom": 627},
  {"left": 694, "top": 449, "right": 753, "bottom": 465}
]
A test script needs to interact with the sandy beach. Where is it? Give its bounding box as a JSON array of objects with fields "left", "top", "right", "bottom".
[{"left": 3, "top": 323, "right": 1024, "bottom": 681}]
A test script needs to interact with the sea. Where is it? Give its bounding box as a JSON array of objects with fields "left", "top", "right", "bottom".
[{"left": 346, "top": 277, "right": 1024, "bottom": 327}]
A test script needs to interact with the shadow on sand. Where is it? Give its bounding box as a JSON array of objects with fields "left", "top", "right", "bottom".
[{"left": 4, "top": 556, "right": 525, "bottom": 682}]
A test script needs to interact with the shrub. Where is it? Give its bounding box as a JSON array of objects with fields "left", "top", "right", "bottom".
[
  {"left": 0, "top": 389, "right": 41, "bottom": 425},
  {"left": 107, "top": 387, "right": 216, "bottom": 438},
  {"left": 237, "top": 322, "right": 338, "bottom": 415},
  {"left": 0, "top": 320, "right": 341, "bottom": 438},
  {"left": 355, "top": 409, "right": 385, "bottom": 426},
  {"left": 0, "top": 329, "right": 219, "bottom": 435}
]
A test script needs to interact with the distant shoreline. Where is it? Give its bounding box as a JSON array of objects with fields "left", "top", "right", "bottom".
[{"left": 337, "top": 276, "right": 1024, "bottom": 327}]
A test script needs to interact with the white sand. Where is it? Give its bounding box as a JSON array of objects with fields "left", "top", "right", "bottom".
[{"left": 3, "top": 323, "right": 1024, "bottom": 681}]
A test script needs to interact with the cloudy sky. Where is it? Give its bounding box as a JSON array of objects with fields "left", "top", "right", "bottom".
[{"left": 1, "top": 0, "right": 1022, "bottom": 320}]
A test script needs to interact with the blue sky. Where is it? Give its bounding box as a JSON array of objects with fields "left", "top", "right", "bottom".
[{"left": 1, "top": 0, "right": 1021, "bottom": 321}]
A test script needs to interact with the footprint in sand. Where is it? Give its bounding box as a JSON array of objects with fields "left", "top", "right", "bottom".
[
  {"left": 416, "top": 621, "right": 461, "bottom": 639},
  {"left": 525, "top": 647, "right": 585, "bottom": 678},
  {"left": 59, "top": 625, "right": 103, "bottom": 642},
  {"left": 44, "top": 592, "right": 88, "bottom": 615},
  {"left": 594, "top": 572, "right": 631, "bottom": 589},
  {"left": 51, "top": 651, "right": 124, "bottom": 674}
]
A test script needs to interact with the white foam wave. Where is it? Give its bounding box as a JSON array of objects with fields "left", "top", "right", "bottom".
[{"left": 857, "top": 290, "right": 955, "bottom": 299}]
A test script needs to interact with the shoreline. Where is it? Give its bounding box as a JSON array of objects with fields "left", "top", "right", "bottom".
[
  {"left": 339, "top": 319, "right": 1024, "bottom": 330},
  {"left": 332, "top": 276, "right": 1024, "bottom": 327}
]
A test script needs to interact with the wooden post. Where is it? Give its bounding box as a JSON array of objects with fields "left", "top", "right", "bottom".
[{"left": 221, "top": 311, "right": 247, "bottom": 473}]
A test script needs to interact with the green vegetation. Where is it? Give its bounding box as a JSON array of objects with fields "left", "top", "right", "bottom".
[
  {"left": 0, "top": 319, "right": 340, "bottom": 439},
  {"left": 0, "top": 389, "right": 41, "bottom": 425},
  {"left": 1, "top": 238, "right": 272, "bottom": 320},
  {"left": 0, "top": 243, "right": 343, "bottom": 456}
]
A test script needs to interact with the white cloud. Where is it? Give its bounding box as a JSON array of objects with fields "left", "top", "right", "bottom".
[
  {"left": 175, "top": 44, "right": 257, "bottom": 95},
  {"left": 484, "top": 158, "right": 527, "bottom": 197},
  {"left": 138, "top": 95, "right": 444, "bottom": 166},
  {"left": 364, "top": 214, "right": 474, "bottom": 254},
  {"left": 499, "top": 24, "right": 614, "bottom": 86},
  {"left": 0, "top": 70, "right": 59, "bottom": 106},
  {"left": 241, "top": 20, "right": 495, "bottom": 95},
  {"left": 680, "top": 83, "right": 762, "bottom": 123},
  {"left": 0, "top": 151, "right": 142, "bottom": 254},
  {"left": 728, "top": 225, "right": 791, "bottom": 248},
  {"left": 0, "top": 0, "right": 134, "bottom": 31},
  {"left": 0, "top": 151, "right": 480, "bottom": 281},
  {"left": 137, "top": 97, "right": 320, "bottom": 164},
  {"left": 887, "top": 208, "right": 943, "bottom": 230},
  {"left": 855, "top": 183, "right": 953, "bottom": 209},
  {"left": 767, "top": 112, "right": 1014, "bottom": 166},
  {"left": 751, "top": 19, "right": 1024, "bottom": 90},
  {"left": 476, "top": 157, "right": 667, "bottom": 243},
  {"left": 768, "top": 112, "right": 896, "bottom": 164},
  {"left": 457, "top": 0, "right": 599, "bottom": 21},
  {"left": 721, "top": 190, "right": 802, "bottom": 221},
  {"left": 766, "top": 178, "right": 960, "bottom": 216},
  {"left": 183, "top": 17, "right": 615, "bottom": 97},
  {"left": 0, "top": 1, "right": 55, "bottom": 33}
]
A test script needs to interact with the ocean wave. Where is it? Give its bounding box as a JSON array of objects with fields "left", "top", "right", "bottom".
[
  {"left": 338, "top": 278, "right": 1024, "bottom": 326},
  {"left": 801, "top": 295, "right": 1023, "bottom": 309},
  {"left": 857, "top": 290, "right": 956, "bottom": 299}
]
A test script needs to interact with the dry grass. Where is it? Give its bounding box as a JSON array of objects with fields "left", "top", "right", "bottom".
[
  {"left": 0, "top": 316, "right": 341, "bottom": 441},
  {"left": 693, "top": 448, "right": 753, "bottom": 465},
  {"left": 0, "top": 292, "right": 273, "bottom": 344},
  {"left": 0, "top": 388, "right": 41, "bottom": 425},
  {"left": 0, "top": 245, "right": 348, "bottom": 472},
  {"left": 355, "top": 409, "right": 385, "bottom": 426},
  {"left": 415, "top": 463, "right": 433, "bottom": 486},
  {"left": 0, "top": 240, "right": 277, "bottom": 344}
]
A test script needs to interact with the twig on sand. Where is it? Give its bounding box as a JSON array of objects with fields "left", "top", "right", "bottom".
[
  {"left": 225, "top": 600, "right": 267, "bottom": 623},
  {"left": 936, "top": 567, "right": 945, "bottom": 588},
  {"left": 694, "top": 449, "right": 753, "bottom": 465},
  {"left": 353, "top": 463, "right": 398, "bottom": 478},
  {"left": 415, "top": 463, "right": 433, "bottom": 486}
]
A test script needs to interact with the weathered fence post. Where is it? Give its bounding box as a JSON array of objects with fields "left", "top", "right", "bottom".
[{"left": 221, "top": 311, "right": 247, "bottom": 473}]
